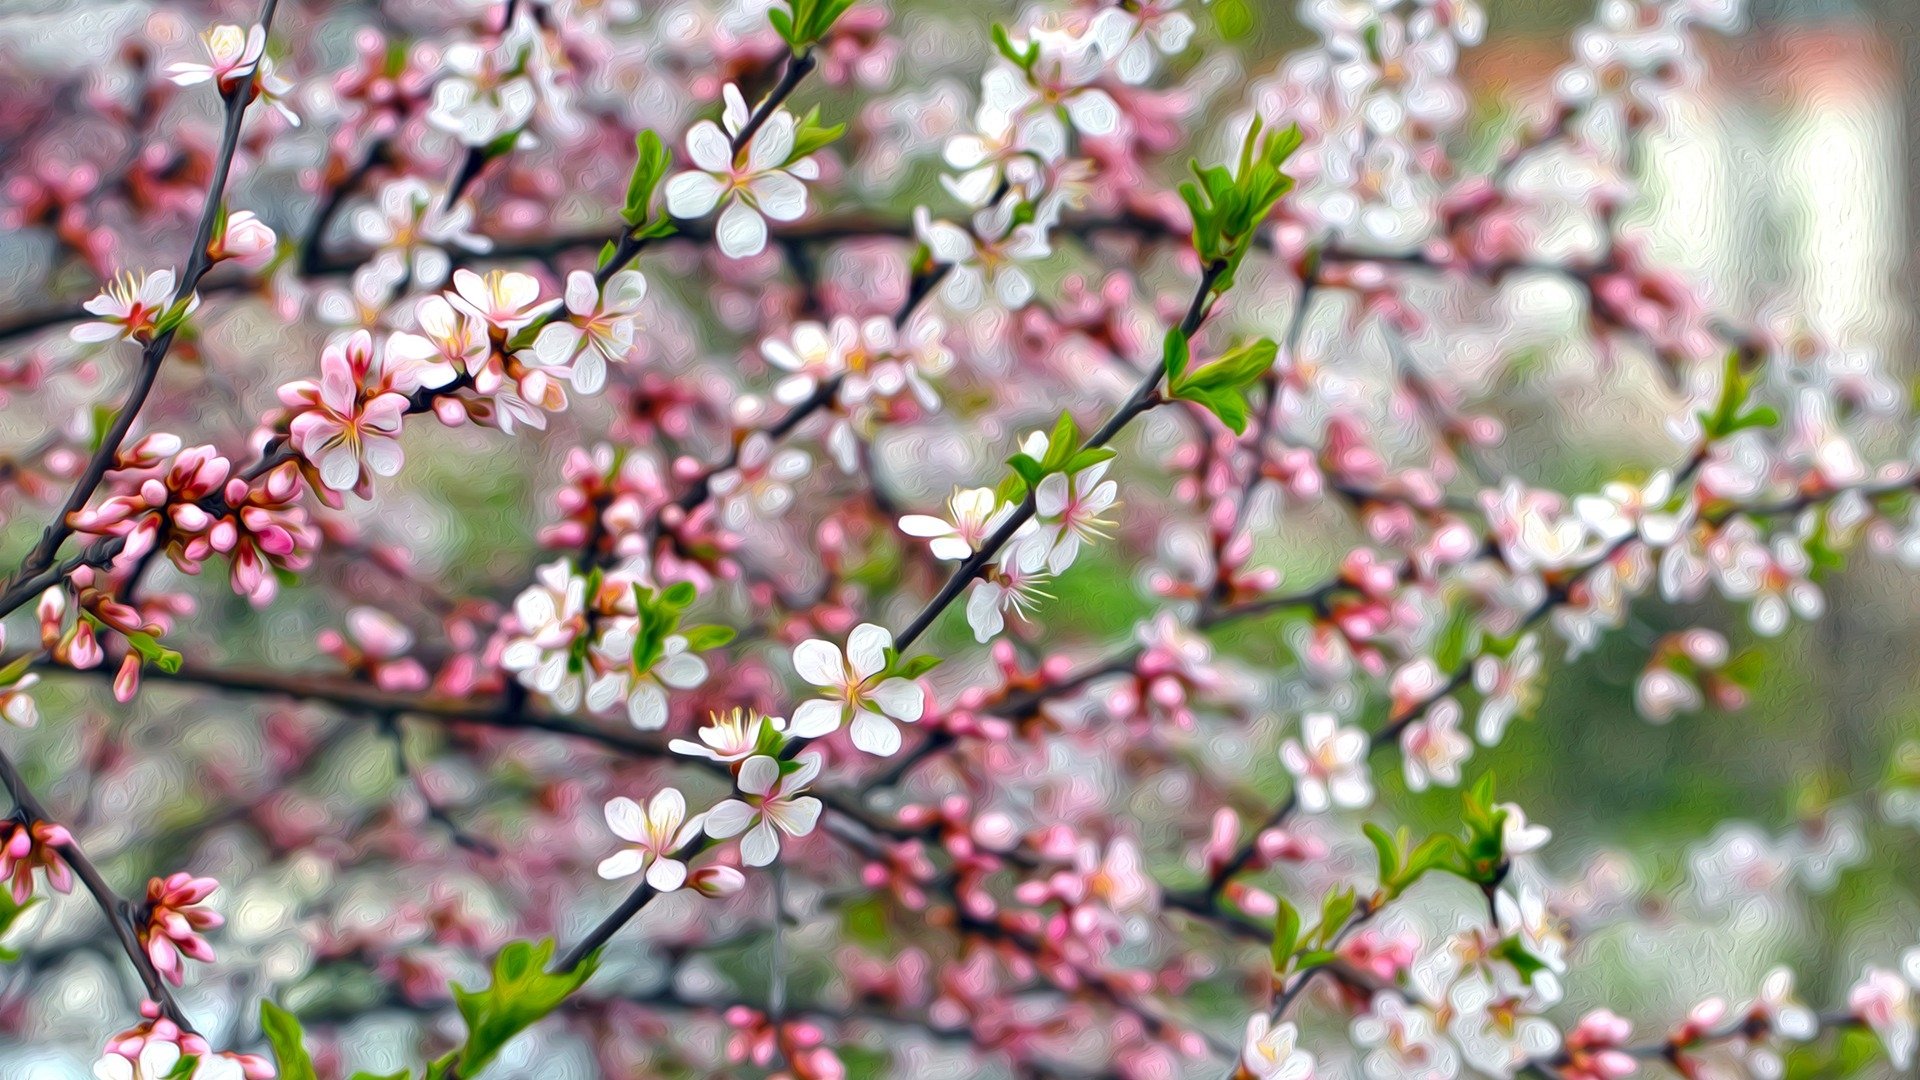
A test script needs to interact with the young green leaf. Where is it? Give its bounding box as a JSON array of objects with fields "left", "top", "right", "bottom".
[
  {"left": 259, "top": 1001, "right": 322, "bottom": 1080},
  {"left": 447, "top": 939, "right": 600, "bottom": 1078}
]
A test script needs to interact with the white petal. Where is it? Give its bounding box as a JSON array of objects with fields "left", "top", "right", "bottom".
[
  {"left": 685, "top": 120, "right": 732, "bottom": 172},
  {"left": 627, "top": 681, "right": 668, "bottom": 729},
  {"left": 736, "top": 753, "right": 780, "bottom": 797},
  {"left": 714, "top": 199, "right": 768, "bottom": 258},
  {"left": 845, "top": 623, "right": 892, "bottom": 681},
  {"left": 664, "top": 171, "right": 726, "bottom": 218},
  {"left": 750, "top": 170, "right": 808, "bottom": 222},
  {"left": 597, "top": 849, "right": 647, "bottom": 879},
  {"left": 605, "top": 796, "right": 646, "bottom": 841},
  {"left": 645, "top": 856, "right": 688, "bottom": 892},
  {"left": 869, "top": 678, "right": 924, "bottom": 722},
  {"left": 791, "top": 639, "right": 844, "bottom": 687},
  {"left": 740, "top": 820, "right": 780, "bottom": 866},
  {"left": 701, "top": 799, "right": 756, "bottom": 839},
  {"left": 788, "top": 698, "right": 844, "bottom": 739},
  {"left": 849, "top": 712, "right": 902, "bottom": 757}
]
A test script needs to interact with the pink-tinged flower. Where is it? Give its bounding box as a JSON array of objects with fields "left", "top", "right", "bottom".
[
  {"left": 1498, "top": 803, "right": 1552, "bottom": 857},
  {"left": 1237, "top": 1014, "right": 1314, "bottom": 1080},
  {"left": 670, "top": 708, "right": 783, "bottom": 763},
  {"left": 0, "top": 819, "right": 73, "bottom": 903},
  {"left": 279, "top": 330, "right": 409, "bottom": 495},
  {"left": 688, "top": 864, "right": 747, "bottom": 898},
  {"left": 761, "top": 319, "right": 852, "bottom": 406},
  {"left": 211, "top": 210, "right": 276, "bottom": 268},
  {"left": 900, "top": 487, "right": 1014, "bottom": 562},
  {"left": 386, "top": 294, "right": 490, "bottom": 393},
  {"left": 319, "top": 607, "right": 429, "bottom": 693},
  {"left": 1851, "top": 967, "right": 1916, "bottom": 1069},
  {"left": 915, "top": 204, "right": 1051, "bottom": 310},
  {"left": 1447, "top": 970, "right": 1560, "bottom": 1075},
  {"left": 789, "top": 623, "right": 924, "bottom": 756},
  {"left": 1025, "top": 460, "right": 1119, "bottom": 575},
  {"left": 531, "top": 269, "right": 646, "bottom": 395},
  {"left": 72, "top": 270, "right": 192, "bottom": 345},
  {"left": 598, "top": 788, "right": 702, "bottom": 891},
  {"left": 703, "top": 752, "right": 824, "bottom": 866},
  {"left": 1280, "top": 712, "right": 1372, "bottom": 812},
  {"left": 1400, "top": 698, "right": 1469, "bottom": 791},
  {"left": 966, "top": 554, "right": 1053, "bottom": 642},
  {"left": 139, "top": 872, "right": 222, "bottom": 986},
  {"left": 591, "top": 626, "right": 708, "bottom": 730},
  {"left": 448, "top": 268, "right": 551, "bottom": 334},
  {"left": 664, "top": 83, "right": 818, "bottom": 259},
  {"left": 164, "top": 23, "right": 264, "bottom": 89},
  {"left": 1561, "top": 1010, "right": 1637, "bottom": 1080},
  {"left": 92, "top": 1038, "right": 184, "bottom": 1080},
  {"left": 500, "top": 560, "right": 589, "bottom": 710},
  {"left": 0, "top": 629, "right": 38, "bottom": 728},
  {"left": 427, "top": 41, "right": 536, "bottom": 147},
  {"left": 1350, "top": 993, "right": 1457, "bottom": 1078}
]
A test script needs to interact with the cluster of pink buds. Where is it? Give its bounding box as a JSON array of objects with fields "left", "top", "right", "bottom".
[
  {"left": 0, "top": 817, "right": 72, "bottom": 903},
  {"left": 137, "top": 872, "right": 223, "bottom": 986}
]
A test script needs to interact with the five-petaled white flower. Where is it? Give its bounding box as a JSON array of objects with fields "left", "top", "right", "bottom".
[
  {"left": 1280, "top": 712, "right": 1372, "bottom": 812},
  {"left": 965, "top": 554, "right": 1052, "bottom": 643},
  {"left": 165, "top": 23, "right": 264, "bottom": 88},
  {"left": 664, "top": 83, "right": 818, "bottom": 259},
  {"left": 1024, "top": 460, "right": 1119, "bottom": 575},
  {"left": 448, "top": 268, "right": 551, "bottom": 333},
  {"left": 900, "top": 487, "right": 1014, "bottom": 562},
  {"left": 279, "top": 330, "right": 409, "bottom": 495},
  {"left": 73, "top": 270, "right": 192, "bottom": 345},
  {"left": 670, "top": 708, "right": 783, "bottom": 763},
  {"left": 790, "top": 623, "right": 924, "bottom": 756},
  {"left": 591, "top": 626, "right": 709, "bottom": 730},
  {"left": 532, "top": 269, "right": 646, "bottom": 395},
  {"left": 703, "top": 752, "right": 824, "bottom": 866},
  {"left": 598, "top": 788, "right": 702, "bottom": 891},
  {"left": 1239, "top": 1014, "right": 1315, "bottom": 1080}
]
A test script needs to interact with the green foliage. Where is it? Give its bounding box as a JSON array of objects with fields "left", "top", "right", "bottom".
[
  {"left": 990, "top": 24, "right": 1040, "bottom": 75},
  {"left": 619, "top": 130, "right": 677, "bottom": 239},
  {"left": 1001, "top": 411, "right": 1118, "bottom": 499},
  {"left": 1698, "top": 349, "right": 1779, "bottom": 440},
  {"left": 1454, "top": 773, "right": 1512, "bottom": 885},
  {"left": 1165, "top": 336, "right": 1278, "bottom": 434},
  {"left": 1362, "top": 821, "right": 1460, "bottom": 898},
  {"left": 787, "top": 106, "right": 845, "bottom": 163},
  {"left": 769, "top": 0, "right": 857, "bottom": 51},
  {"left": 0, "top": 894, "right": 41, "bottom": 963},
  {"left": 629, "top": 582, "right": 733, "bottom": 673},
  {"left": 259, "top": 1001, "right": 321, "bottom": 1080},
  {"left": 1179, "top": 120, "right": 1302, "bottom": 291},
  {"left": 431, "top": 939, "right": 600, "bottom": 1080},
  {"left": 1269, "top": 897, "right": 1301, "bottom": 977}
]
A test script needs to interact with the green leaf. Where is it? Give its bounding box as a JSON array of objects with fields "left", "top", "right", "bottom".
[
  {"left": 448, "top": 939, "right": 599, "bottom": 1079},
  {"left": 0, "top": 893, "right": 40, "bottom": 963},
  {"left": 787, "top": 106, "right": 845, "bottom": 163},
  {"left": 348, "top": 1073, "right": 410, "bottom": 1080},
  {"left": 681, "top": 624, "right": 736, "bottom": 652},
  {"left": 259, "top": 1001, "right": 321, "bottom": 1080},
  {"left": 125, "top": 629, "right": 184, "bottom": 674},
  {"left": 894, "top": 654, "right": 943, "bottom": 680},
  {"left": 1269, "top": 898, "right": 1301, "bottom": 976},
  {"left": 621, "top": 130, "right": 674, "bottom": 229},
  {"left": 1161, "top": 327, "right": 1191, "bottom": 383},
  {"left": 663, "top": 582, "right": 698, "bottom": 608},
  {"left": 1490, "top": 934, "right": 1550, "bottom": 985}
]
